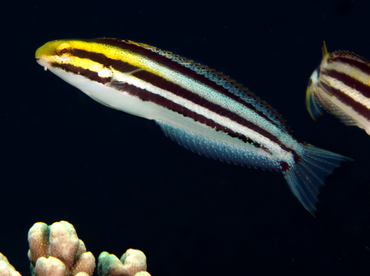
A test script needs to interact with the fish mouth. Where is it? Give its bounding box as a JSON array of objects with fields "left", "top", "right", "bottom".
[{"left": 36, "top": 57, "right": 50, "bottom": 71}]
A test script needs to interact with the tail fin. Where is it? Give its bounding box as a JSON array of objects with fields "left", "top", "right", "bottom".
[{"left": 283, "top": 144, "right": 351, "bottom": 215}]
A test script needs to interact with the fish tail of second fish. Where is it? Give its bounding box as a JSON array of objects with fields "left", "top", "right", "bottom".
[{"left": 283, "top": 143, "right": 351, "bottom": 215}]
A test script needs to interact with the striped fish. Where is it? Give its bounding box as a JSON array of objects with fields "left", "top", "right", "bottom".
[
  {"left": 307, "top": 42, "right": 370, "bottom": 135},
  {"left": 35, "top": 38, "right": 349, "bottom": 214}
]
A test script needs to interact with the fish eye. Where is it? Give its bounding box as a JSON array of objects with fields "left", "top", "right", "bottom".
[{"left": 56, "top": 43, "right": 72, "bottom": 56}]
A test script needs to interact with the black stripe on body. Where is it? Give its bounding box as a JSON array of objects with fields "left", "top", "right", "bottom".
[
  {"left": 86, "top": 38, "right": 292, "bottom": 135},
  {"left": 73, "top": 49, "right": 139, "bottom": 73},
  {"left": 321, "top": 82, "right": 370, "bottom": 121},
  {"left": 109, "top": 79, "right": 268, "bottom": 148},
  {"left": 330, "top": 51, "right": 370, "bottom": 75},
  {"left": 53, "top": 63, "right": 111, "bottom": 84},
  {"left": 324, "top": 69, "right": 370, "bottom": 98}
]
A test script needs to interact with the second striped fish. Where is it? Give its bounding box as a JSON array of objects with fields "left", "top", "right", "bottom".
[
  {"left": 35, "top": 38, "right": 349, "bottom": 214},
  {"left": 307, "top": 42, "right": 370, "bottom": 135}
]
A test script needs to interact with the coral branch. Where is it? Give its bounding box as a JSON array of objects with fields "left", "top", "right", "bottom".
[
  {"left": 0, "top": 221, "right": 151, "bottom": 276},
  {"left": 28, "top": 221, "right": 95, "bottom": 276},
  {"left": 98, "top": 250, "right": 148, "bottom": 276}
]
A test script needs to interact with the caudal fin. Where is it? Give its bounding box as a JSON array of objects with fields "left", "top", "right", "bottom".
[{"left": 283, "top": 144, "right": 351, "bottom": 215}]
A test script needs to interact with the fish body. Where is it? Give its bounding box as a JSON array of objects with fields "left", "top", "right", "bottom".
[
  {"left": 307, "top": 42, "right": 370, "bottom": 135},
  {"left": 36, "top": 38, "right": 348, "bottom": 214}
]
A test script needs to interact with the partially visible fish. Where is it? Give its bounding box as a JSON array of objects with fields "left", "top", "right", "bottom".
[
  {"left": 307, "top": 42, "right": 370, "bottom": 135},
  {"left": 36, "top": 38, "right": 350, "bottom": 214}
]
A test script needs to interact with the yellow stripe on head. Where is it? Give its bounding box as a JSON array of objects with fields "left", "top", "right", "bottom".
[
  {"left": 36, "top": 40, "right": 107, "bottom": 74},
  {"left": 35, "top": 39, "right": 161, "bottom": 77}
]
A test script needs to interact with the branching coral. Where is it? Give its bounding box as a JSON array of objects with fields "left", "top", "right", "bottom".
[{"left": 0, "top": 221, "right": 151, "bottom": 276}]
